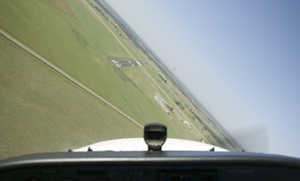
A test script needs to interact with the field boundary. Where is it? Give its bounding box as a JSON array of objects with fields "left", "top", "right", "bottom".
[{"left": 0, "top": 28, "right": 144, "bottom": 129}]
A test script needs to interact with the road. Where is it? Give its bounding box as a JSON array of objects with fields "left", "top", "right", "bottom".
[
  {"left": 82, "top": 0, "right": 208, "bottom": 142},
  {"left": 0, "top": 28, "right": 144, "bottom": 129}
]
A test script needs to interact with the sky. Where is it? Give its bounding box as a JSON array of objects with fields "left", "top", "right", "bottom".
[{"left": 106, "top": 0, "right": 300, "bottom": 158}]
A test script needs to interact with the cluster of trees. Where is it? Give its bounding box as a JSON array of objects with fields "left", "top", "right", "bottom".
[
  {"left": 166, "top": 104, "right": 174, "bottom": 112},
  {"left": 158, "top": 74, "right": 167, "bottom": 84},
  {"left": 175, "top": 100, "right": 185, "bottom": 110}
]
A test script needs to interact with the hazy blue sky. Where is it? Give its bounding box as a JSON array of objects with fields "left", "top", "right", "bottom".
[{"left": 106, "top": 0, "right": 300, "bottom": 157}]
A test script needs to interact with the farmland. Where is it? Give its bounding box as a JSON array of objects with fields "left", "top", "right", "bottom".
[{"left": 0, "top": 0, "right": 238, "bottom": 159}]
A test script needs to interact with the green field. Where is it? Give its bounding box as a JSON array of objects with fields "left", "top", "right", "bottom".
[
  {"left": 0, "top": 0, "right": 236, "bottom": 159},
  {"left": 0, "top": 34, "right": 143, "bottom": 159}
]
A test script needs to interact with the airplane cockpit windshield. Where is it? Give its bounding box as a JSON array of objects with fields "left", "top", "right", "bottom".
[{"left": 0, "top": 0, "right": 300, "bottom": 163}]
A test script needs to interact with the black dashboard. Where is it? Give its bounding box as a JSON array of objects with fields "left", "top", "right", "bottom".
[{"left": 0, "top": 151, "right": 300, "bottom": 181}]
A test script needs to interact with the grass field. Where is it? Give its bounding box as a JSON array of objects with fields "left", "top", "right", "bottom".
[
  {"left": 0, "top": 0, "right": 237, "bottom": 159},
  {"left": 0, "top": 34, "right": 142, "bottom": 159}
]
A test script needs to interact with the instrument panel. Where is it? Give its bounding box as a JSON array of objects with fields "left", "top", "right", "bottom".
[{"left": 0, "top": 151, "right": 300, "bottom": 181}]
